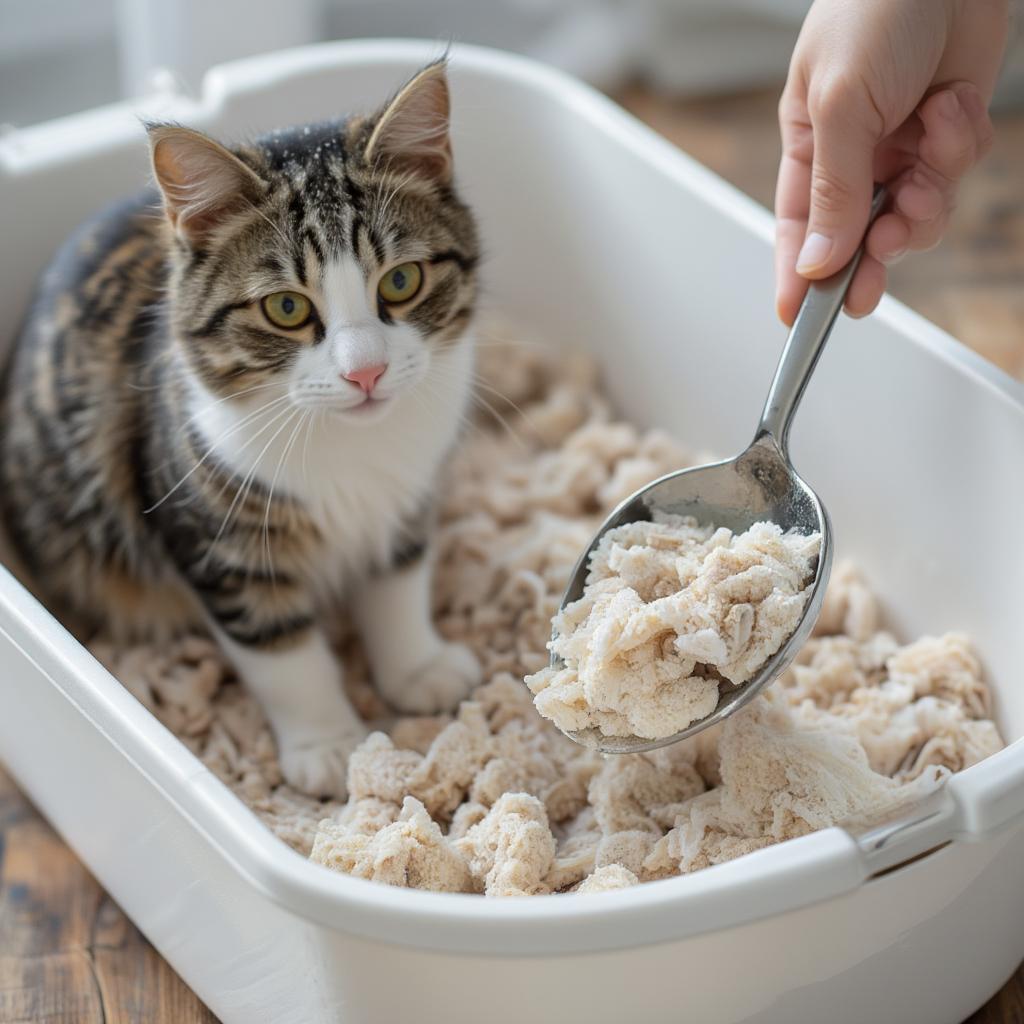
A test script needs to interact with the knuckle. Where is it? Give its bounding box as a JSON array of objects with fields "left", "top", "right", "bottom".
[
  {"left": 809, "top": 164, "right": 856, "bottom": 216},
  {"left": 778, "top": 84, "right": 812, "bottom": 142},
  {"left": 806, "top": 72, "right": 858, "bottom": 122},
  {"left": 778, "top": 83, "right": 803, "bottom": 124},
  {"left": 807, "top": 70, "right": 885, "bottom": 139},
  {"left": 781, "top": 120, "right": 814, "bottom": 159},
  {"left": 777, "top": 91, "right": 789, "bottom": 123}
]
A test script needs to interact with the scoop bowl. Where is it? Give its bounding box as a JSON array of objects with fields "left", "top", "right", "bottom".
[{"left": 556, "top": 435, "right": 832, "bottom": 754}]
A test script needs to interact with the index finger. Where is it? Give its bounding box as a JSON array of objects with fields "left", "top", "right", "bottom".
[{"left": 775, "top": 98, "right": 813, "bottom": 325}]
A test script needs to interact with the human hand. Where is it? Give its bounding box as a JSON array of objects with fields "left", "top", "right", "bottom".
[{"left": 775, "top": 0, "right": 1010, "bottom": 324}]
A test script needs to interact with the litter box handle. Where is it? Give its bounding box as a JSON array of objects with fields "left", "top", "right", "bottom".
[
  {"left": 757, "top": 185, "right": 888, "bottom": 456},
  {"left": 856, "top": 744, "right": 1024, "bottom": 876}
]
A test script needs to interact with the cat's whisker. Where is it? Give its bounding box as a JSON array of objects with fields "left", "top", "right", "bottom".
[
  {"left": 144, "top": 393, "right": 292, "bottom": 512},
  {"left": 465, "top": 391, "right": 530, "bottom": 451},
  {"left": 469, "top": 373, "right": 537, "bottom": 424},
  {"left": 261, "top": 409, "right": 309, "bottom": 583},
  {"left": 183, "top": 399, "right": 298, "bottom": 520},
  {"left": 301, "top": 407, "right": 319, "bottom": 482},
  {"left": 432, "top": 405, "right": 483, "bottom": 445},
  {"left": 415, "top": 363, "right": 475, "bottom": 419},
  {"left": 469, "top": 336, "right": 547, "bottom": 351},
  {"left": 467, "top": 374, "right": 549, "bottom": 445},
  {"left": 172, "top": 380, "right": 288, "bottom": 435},
  {"left": 210, "top": 400, "right": 298, "bottom": 506},
  {"left": 416, "top": 360, "right": 527, "bottom": 449},
  {"left": 202, "top": 403, "right": 299, "bottom": 572},
  {"left": 408, "top": 371, "right": 487, "bottom": 445}
]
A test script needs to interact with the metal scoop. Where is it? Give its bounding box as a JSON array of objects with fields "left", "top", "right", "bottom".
[{"left": 554, "top": 187, "right": 888, "bottom": 754}]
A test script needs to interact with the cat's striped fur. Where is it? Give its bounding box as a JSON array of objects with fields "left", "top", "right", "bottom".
[{"left": 0, "top": 62, "right": 482, "bottom": 796}]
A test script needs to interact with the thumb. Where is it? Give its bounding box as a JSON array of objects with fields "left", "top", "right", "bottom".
[{"left": 797, "top": 95, "right": 878, "bottom": 279}]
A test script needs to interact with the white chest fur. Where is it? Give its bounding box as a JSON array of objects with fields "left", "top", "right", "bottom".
[{"left": 188, "top": 336, "right": 474, "bottom": 597}]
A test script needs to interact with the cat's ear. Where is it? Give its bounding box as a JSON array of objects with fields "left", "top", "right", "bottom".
[
  {"left": 364, "top": 61, "right": 453, "bottom": 186},
  {"left": 147, "top": 124, "right": 264, "bottom": 244}
]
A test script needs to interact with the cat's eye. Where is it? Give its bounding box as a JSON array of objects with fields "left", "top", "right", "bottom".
[
  {"left": 261, "top": 291, "right": 312, "bottom": 330},
  {"left": 377, "top": 262, "right": 423, "bottom": 305}
]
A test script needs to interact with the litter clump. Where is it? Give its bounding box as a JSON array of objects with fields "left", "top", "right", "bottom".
[
  {"left": 311, "top": 796, "right": 474, "bottom": 893},
  {"left": 577, "top": 864, "right": 639, "bottom": 894},
  {"left": 92, "top": 323, "right": 1004, "bottom": 896},
  {"left": 526, "top": 516, "right": 820, "bottom": 740}
]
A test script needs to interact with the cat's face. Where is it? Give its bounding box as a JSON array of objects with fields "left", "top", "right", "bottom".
[{"left": 150, "top": 62, "right": 478, "bottom": 426}]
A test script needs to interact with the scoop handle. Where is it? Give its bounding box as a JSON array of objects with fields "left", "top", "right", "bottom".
[{"left": 756, "top": 185, "right": 888, "bottom": 455}]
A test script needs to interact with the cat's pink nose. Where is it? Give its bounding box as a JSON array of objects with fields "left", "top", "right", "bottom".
[{"left": 342, "top": 363, "right": 387, "bottom": 395}]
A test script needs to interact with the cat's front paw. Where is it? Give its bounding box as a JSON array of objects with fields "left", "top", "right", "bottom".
[
  {"left": 387, "top": 642, "right": 482, "bottom": 715},
  {"left": 279, "top": 728, "right": 367, "bottom": 799}
]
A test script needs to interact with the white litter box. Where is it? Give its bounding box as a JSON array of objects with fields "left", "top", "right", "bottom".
[{"left": 2, "top": 40, "right": 1023, "bottom": 1024}]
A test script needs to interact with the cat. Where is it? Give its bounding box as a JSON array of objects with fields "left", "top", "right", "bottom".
[{"left": 0, "top": 61, "right": 483, "bottom": 798}]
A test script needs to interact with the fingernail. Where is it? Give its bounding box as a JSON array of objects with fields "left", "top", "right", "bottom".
[
  {"left": 796, "top": 232, "right": 832, "bottom": 273},
  {"left": 878, "top": 248, "right": 907, "bottom": 266},
  {"left": 935, "top": 90, "right": 961, "bottom": 121}
]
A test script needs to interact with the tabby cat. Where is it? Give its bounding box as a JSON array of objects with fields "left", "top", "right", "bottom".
[{"left": 0, "top": 62, "right": 483, "bottom": 797}]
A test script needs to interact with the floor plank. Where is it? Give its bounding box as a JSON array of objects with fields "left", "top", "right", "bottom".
[
  {"left": 0, "top": 766, "right": 217, "bottom": 1024},
  {"left": 967, "top": 970, "right": 1024, "bottom": 1024}
]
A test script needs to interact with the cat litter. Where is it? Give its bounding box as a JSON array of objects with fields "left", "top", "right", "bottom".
[
  {"left": 90, "top": 324, "right": 1003, "bottom": 896},
  {"left": 526, "top": 515, "right": 820, "bottom": 740}
]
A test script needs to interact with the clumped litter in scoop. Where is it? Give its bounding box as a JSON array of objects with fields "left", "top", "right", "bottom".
[
  {"left": 526, "top": 515, "right": 821, "bottom": 740},
  {"left": 90, "top": 325, "right": 1004, "bottom": 897}
]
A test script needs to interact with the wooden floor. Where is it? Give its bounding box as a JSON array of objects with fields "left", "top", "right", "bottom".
[
  {"left": 0, "top": 767, "right": 216, "bottom": 1024},
  {"left": 2, "top": 85, "right": 1023, "bottom": 1024}
]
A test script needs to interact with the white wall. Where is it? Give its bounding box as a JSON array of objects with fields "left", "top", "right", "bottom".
[{"left": 0, "top": 0, "right": 1021, "bottom": 131}]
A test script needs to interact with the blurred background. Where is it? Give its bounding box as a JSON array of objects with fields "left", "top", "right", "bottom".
[
  {"left": 1, "top": 0, "right": 1022, "bottom": 378},
  {"left": 3, "top": 0, "right": 1024, "bottom": 126}
]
